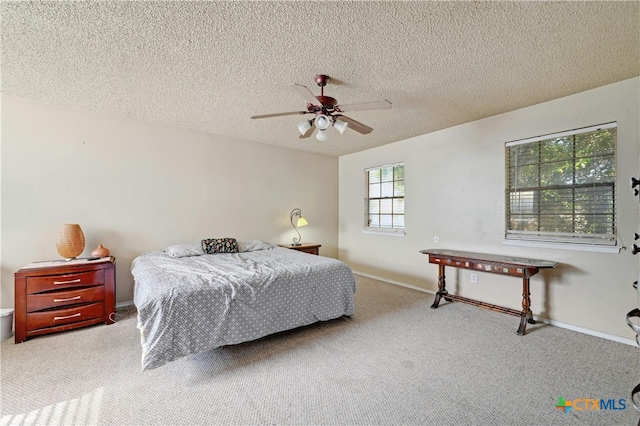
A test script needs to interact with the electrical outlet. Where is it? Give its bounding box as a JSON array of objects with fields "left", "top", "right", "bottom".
[
  {"left": 470, "top": 273, "right": 478, "bottom": 283},
  {"left": 434, "top": 236, "right": 440, "bottom": 244}
]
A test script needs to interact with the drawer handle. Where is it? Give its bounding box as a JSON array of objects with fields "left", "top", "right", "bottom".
[
  {"left": 53, "top": 296, "right": 81, "bottom": 303},
  {"left": 53, "top": 278, "right": 82, "bottom": 285},
  {"left": 53, "top": 312, "right": 81, "bottom": 321}
]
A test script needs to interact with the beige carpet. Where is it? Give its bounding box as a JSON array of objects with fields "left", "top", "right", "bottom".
[{"left": 1, "top": 275, "right": 638, "bottom": 425}]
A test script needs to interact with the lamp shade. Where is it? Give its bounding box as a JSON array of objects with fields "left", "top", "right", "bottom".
[
  {"left": 315, "top": 114, "right": 330, "bottom": 130},
  {"left": 296, "top": 216, "right": 308, "bottom": 227},
  {"left": 333, "top": 119, "right": 349, "bottom": 134},
  {"left": 316, "top": 129, "right": 328, "bottom": 141},
  {"left": 56, "top": 224, "right": 85, "bottom": 260},
  {"left": 297, "top": 120, "right": 312, "bottom": 135}
]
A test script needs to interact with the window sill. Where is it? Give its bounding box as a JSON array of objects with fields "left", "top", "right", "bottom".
[
  {"left": 502, "top": 239, "right": 621, "bottom": 254},
  {"left": 363, "top": 229, "right": 406, "bottom": 237}
]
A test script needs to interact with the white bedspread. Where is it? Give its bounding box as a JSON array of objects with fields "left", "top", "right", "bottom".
[{"left": 132, "top": 246, "right": 355, "bottom": 370}]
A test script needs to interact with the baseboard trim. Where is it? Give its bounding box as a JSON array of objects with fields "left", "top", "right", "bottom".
[
  {"left": 533, "top": 316, "right": 637, "bottom": 347},
  {"left": 116, "top": 301, "right": 135, "bottom": 309},
  {"left": 352, "top": 270, "right": 638, "bottom": 348},
  {"left": 353, "top": 271, "right": 437, "bottom": 295}
]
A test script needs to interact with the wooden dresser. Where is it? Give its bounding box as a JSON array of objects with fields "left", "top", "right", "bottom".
[{"left": 14, "top": 257, "right": 116, "bottom": 343}]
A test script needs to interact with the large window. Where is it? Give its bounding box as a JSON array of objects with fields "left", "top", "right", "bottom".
[
  {"left": 505, "top": 123, "right": 616, "bottom": 246},
  {"left": 365, "top": 163, "right": 405, "bottom": 233}
]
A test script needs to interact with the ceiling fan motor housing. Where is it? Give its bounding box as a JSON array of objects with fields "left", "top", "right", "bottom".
[
  {"left": 314, "top": 75, "right": 337, "bottom": 107},
  {"left": 316, "top": 96, "right": 337, "bottom": 107}
]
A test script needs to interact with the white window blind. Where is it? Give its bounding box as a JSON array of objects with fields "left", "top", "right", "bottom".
[
  {"left": 365, "top": 163, "right": 405, "bottom": 232},
  {"left": 505, "top": 123, "right": 617, "bottom": 246}
]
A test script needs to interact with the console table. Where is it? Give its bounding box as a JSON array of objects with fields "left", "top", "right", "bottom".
[{"left": 419, "top": 249, "right": 558, "bottom": 335}]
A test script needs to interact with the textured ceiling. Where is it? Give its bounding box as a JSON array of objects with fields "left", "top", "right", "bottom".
[{"left": 2, "top": 1, "right": 639, "bottom": 156}]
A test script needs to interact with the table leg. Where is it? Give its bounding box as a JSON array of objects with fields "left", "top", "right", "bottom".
[
  {"left": 516, "top": 276, "right": 535, "bottom": 335},
  {"left": 431, "top": 264, "right": 451, "bottom": 308}
]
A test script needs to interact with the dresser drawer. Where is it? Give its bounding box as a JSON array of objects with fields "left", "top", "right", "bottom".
[
  {"left": 26, "top": 286, "right": 105, "bottom": 312},
  {"left": 297, "top": 247, "right": 318, "bottom": 255},
  {"left": 27, "top": 270, "right": 104, "bottom": 294},
  {"left": 26, "top": 303, "right": 105, "bottom": 331}
]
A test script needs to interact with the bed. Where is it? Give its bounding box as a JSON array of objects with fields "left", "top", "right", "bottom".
[{"left": 131, "top": 240, "right": 356, "bottom": 370}]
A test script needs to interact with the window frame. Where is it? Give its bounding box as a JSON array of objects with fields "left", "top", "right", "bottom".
[
  {"left": 364, "top": 162, "right": 405, "bottom": 236},
  {"left": 504, "top": 122, "right": 618, "bottom": 250}
]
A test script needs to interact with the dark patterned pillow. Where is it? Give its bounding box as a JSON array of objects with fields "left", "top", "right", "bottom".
[{"left": 201, "top": 238, "right": 239, "bottom": 254}]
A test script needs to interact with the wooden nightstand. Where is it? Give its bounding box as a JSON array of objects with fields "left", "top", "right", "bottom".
[
  {"left": 14, "top": 257, "right": 116, "bottom": 343},
  {"left": 278, "top": 243, "right": 321, "bottom": 255}
]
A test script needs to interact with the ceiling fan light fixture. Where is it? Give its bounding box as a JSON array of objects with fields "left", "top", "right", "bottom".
[
  {"left": 316, "top": 129, "right": 328, "bottom": 141},
  {"left": 297, "top": 119, "right": 312, "bottom": 135},
  {"left": 333, "top": 119, "right": 349, "bottom": 135},
  {"left": 251, "top": 75, "right": 390, "bottom": 140},
  {"left": 315, "top": 114, "right": 330, "bottom": 131}
]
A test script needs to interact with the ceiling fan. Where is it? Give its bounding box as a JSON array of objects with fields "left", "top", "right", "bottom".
[{"left": 250, "top": 74, "right": 392, "bottom": 141}]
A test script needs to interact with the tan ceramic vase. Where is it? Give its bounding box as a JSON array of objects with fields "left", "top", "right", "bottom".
[{"left": 91, "top": 244, "right": 110, "bottom": 257}]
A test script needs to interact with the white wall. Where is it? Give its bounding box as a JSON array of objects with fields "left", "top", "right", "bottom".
[
  {"left": 339, "top": 77, "right": 640, "bottom": 340},
  {"left": 1, "top": 95, "right": 339, "bottom": 306}
]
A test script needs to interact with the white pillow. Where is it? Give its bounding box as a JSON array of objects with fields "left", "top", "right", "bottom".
[
  {"left": 237, "top": 240, "right": 274, "bottom": 252},
  {"left": 164, "top": 244, "right": 204, "bottom": 258}
]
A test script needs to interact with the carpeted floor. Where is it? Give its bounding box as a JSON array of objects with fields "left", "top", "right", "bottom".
[{"left": 1, "top": 275, "right": 638, "bottom": 425}]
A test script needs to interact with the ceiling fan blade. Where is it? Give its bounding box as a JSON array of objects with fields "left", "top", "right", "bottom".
[
  {"left": 250, "top": 111, "right": 309, "bottom": 119},
  {"left": 336, "top": 115, "right": 374, "bottom": 135},
  {"left": 336, "top": 99, "right": 392, "bottom": 112},
  {"left": 289, "top": 83, "right": 322, "bottom": 106},
  {"left": 299, "top": 126, "right": 315, "bottom": 139}
]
